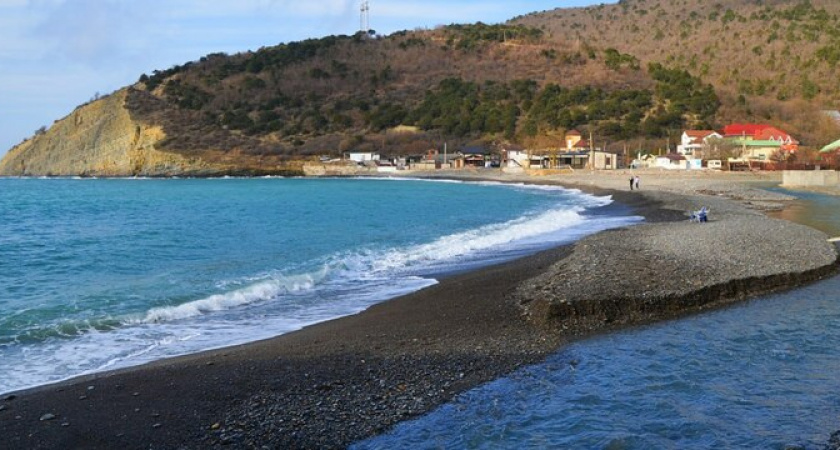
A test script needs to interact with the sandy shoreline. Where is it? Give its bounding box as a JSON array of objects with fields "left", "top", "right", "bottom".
[{"left": 1, "top": 170, "right": 838, "bottom": 449}]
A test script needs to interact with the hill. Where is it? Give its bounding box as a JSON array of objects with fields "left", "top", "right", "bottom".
[
  {"left": 2, "top": 0, "right": 839, "bottom": 176},
  {"left": 516, "top": 0, "right": 840, "bottom": 143}
]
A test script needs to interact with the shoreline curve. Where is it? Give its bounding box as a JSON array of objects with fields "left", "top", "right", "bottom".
[{"left": 1, "top": 172, "right": 838, "bottom": 449}]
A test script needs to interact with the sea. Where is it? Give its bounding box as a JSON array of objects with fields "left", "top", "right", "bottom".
[
  {"left": 355, "top": 187, "right": 840, "bottom": 450},
  {"left": 0, "top": 177, "right": 640, "bottom": 395}
]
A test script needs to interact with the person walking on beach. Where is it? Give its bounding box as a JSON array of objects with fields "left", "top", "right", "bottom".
[
  {"left": 634, "top": 175, "right": 640, "bottom": 190},
  {"left": 629, "top": 176, "right": 634, "bottom": 190}
]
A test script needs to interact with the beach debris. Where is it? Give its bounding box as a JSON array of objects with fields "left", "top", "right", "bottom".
[
  {"left": 78, "top": 395, "right": 87, "bottom": 400},
  {"left": 61, "top": 422, "right": 70, "bottom": 427},
  {"left": 87, "top": 385, "right": 94, "bottom": 391},
  {"left": 0, "top": 405, "right": 7, "bottom": 411},
  {"left": 152, "top": 423, "right": 162, "bottom": 429},
  {"left": 39, "top": 413, "right": 56, "bottom": 421},
  {"left": 211, "top": 422, "right": 221, "bottom": 430},
  {"left": 3, "top": 394, "right": 16, "bottom": 401}
]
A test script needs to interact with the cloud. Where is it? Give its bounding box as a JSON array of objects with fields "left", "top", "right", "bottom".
[{"left": 28, "top": 0, "right": 156, "bottom": 66}]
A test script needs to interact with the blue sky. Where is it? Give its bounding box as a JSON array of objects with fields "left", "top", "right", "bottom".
[{"left": 0, "top": 1, "right": 614, "bottom": 156}]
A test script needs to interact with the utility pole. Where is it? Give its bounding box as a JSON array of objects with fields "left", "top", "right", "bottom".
[
  {"left": 444, "top": 141, "right": 447, "bottom": 169},
  {"left": 624, "top": 143, "right": 628, "bottom": 168},
  {"left": 360, "top": 1, "right": 370, "bottom": 35}
]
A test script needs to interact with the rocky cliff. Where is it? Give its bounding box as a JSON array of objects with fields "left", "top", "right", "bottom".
[{"left": 0, "top": 89, "right": 226, "bottom": 177}]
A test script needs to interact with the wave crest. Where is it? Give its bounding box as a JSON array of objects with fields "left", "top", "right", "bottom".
[{"left": 139, "top": 267, "right": 329, "bottom": 323}]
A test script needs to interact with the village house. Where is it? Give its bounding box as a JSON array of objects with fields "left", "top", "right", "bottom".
[
  {"left": 563, "top": 131, "right": 618, "bottom": 169},
  {"left": 723, "top": 124, "right": 799, "bottom": 154},
  {"left": 373, "top": 159, "right": 398, "bottom": 173},
  {"left": 677, "top": 130, "right": 722, "bottom": 157},
  {"left": 590, "top": 151, "right": 619, "bottom": 170},
  {"left": 411, "top": 149, "right": 464, "bottom": 170},
  {"left": 506, "top": 149, "right": 551, "bottom": 169},
  {"left": 460, "top": 146, "right": 491, "bottom": 168},
  {"left": 505, "top": 148, "right": 617, "bottom": 170},
  {"left": 732, "top": 140, "right": 783, "bottom": 161},
  {"left": 675, "top": 124, "right": 800, "bottom": 167},
  {"left": 654, "top": 153, "right": 687, "bottom": 169},
  {"left": 557, "top": 151, "right": 589, "bottom": 169},
  {"left": 347, "top": 152, "right": 380, "bottom": 163},
  {"left": 502, "top": 131, "right": 618, "bottom": 171},
  {"left": 502, "top": 145, "right": 528, "bottom": 170}
]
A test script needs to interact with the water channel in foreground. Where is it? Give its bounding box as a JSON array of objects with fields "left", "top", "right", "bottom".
[{"left": 356, "top": 187, "right": 840, "bottom": 449}]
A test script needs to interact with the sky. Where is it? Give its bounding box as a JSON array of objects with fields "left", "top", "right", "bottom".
[{"left": 0, "top": 0, "right": 615, "bottom": 156}]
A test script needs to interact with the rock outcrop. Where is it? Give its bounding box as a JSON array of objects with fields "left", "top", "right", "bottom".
[{"left": 0, "top": 90, "right": 223, "bottom": 177}]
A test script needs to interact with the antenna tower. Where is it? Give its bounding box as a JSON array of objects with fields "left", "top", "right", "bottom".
[{"left": 360, "top": 1, "right": 370, "bottom": 35}]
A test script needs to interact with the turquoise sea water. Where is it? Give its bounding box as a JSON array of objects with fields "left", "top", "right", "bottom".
[
  {"left": 0, "top": 177, "right": 638, "bottom": 394},
  {"left": 357, "top": 189, "right": 840, "bottom": 450}
]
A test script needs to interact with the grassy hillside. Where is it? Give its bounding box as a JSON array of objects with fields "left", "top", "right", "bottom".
[
  {"left": 123, "top": 0, "right": 838, "bottom": 161},
  {"left": 516, "top": 0, "right": 840, "bottom": 145}
]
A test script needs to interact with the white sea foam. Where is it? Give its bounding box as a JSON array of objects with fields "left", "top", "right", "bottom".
[
  {"left": 129, "top": 200, "right": 630, "bottom": 325},
  {"left": 367, "top": 208, "right": 586, "bottom": 274},
  {"left": 137, "top": 266, "right": 330, "bottom": 323},
  {"left": 0, "top": 179, "right": 642, "bottom": 395},
  {"left": 126, "top": 200, "right": 601, "bottom": 326}
]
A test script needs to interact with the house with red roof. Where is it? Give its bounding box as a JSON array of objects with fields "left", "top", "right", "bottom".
[{"left": 723, "top": 123, "right": 799, "bottom": 153}]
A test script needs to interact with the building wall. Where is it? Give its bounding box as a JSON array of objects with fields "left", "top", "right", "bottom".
[
  {"left": 410, "top": 161, "right": 437, "bottom": 170},
  {"left": 745, "top": 147, "right": 779, "bottom": 160},
  {"left": 593, "top": 151, "right": 617, "bottom": 169},
  {"left": 505, "top": 150, "right": 530, "bottom": 168},
  {"left": 782, "top": 170, "right": 840, "bottom": 187},
  {"left": 349, "top": 153, "right": 379, "bottom": 162}
]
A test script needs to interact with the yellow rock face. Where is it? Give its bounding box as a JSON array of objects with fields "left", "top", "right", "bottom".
[{"left": 0, "top": 89, "right": 218, "bottom": 177}]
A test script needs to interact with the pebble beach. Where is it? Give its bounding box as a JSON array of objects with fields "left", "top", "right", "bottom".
[{"left": 1, "top": 169, "right": 838, "bottom": 449}]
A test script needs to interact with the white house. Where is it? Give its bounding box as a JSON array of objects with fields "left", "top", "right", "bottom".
[
  {"left": 655, "top": 153, "right": 687, "bottom": 169},
  {"left": 504, "top": 150, "right": 531, "bottom": 168},
  {"left": 677, "top": 130, "right": 722, "bottom": 156},
  {"left": 347, "top": 152, "right": 380, "bottom": 163}
]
